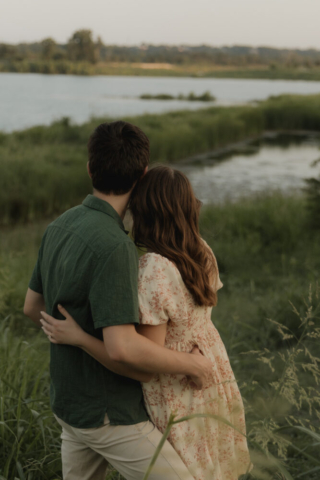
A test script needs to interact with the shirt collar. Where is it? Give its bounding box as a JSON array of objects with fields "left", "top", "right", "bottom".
[{"left": 82, "top": 194, "right": 126, "bottom": 232}]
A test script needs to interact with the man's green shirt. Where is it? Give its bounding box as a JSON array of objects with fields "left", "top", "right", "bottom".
[{"left": 29, "top": 195, "right": 148, "bottom": 428}]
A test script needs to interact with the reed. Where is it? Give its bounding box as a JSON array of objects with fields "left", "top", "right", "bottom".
[
  {"left": 0, "top": 316, "right": 61, "bottom": 479},
  {"left": 1, "top": 94, "right": 320, "bottom": 225},
  {"left": 1, "top": 193, "right": 320, "bottom": 479}
]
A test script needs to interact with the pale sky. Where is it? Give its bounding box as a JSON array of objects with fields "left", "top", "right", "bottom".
[{"left": 1, "top": 0, "right": 319, "bottom": 49}]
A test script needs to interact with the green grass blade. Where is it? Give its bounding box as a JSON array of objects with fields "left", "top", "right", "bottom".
[
  {"left": 173, "top": 412, "right": 247, "bottom": 437},
  {"left": 16, "top": 462, "right": 26, "bottom": 480},
  {"left": 277, "top": 425, "right": 320, "bottom": 442},
  {"left": 142, "top": 413, "right": 176, "bottom": 480}
]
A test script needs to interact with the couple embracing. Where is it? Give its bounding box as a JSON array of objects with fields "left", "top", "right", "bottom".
[{"left": 24, "top": 121, "right": 251, "bottom": 480}]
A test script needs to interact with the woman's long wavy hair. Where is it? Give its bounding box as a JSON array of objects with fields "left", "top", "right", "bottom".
[{"left": 130, "top": 166, "right": 217, "bottom": 307}]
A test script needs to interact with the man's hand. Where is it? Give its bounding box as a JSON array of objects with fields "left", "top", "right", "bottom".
[{"left": 188, "top": 346, "right": 212, "bottom": 390}]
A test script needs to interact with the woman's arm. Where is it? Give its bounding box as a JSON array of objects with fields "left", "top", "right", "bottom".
[
  {"left": 40, "top": 305, "right": 153, "bottom": 383},
  {"left": 41, "top": 306, "right": 212, "bottom": 389}
]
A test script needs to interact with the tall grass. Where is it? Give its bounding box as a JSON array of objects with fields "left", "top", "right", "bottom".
[
  {"left": 305, "top": 176, "right": 320, "bottom": 229},
  {"left": 1, "top": 193, "right": 320, "bottom": 478},
  {"left": 0, "top": 317, "right": 61, "bottom": 479},
  {"left": 1, "top": 94, "right": 320, "bottom": 225},
  {"left": 143, "top": 287, "right": 320, "bottom": 480}
]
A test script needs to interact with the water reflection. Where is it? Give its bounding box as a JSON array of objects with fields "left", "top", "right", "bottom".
[{"left": 176, "top": 135, "right": 320, "bottom": 203}]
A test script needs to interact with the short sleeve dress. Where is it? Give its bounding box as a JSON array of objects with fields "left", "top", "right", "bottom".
[{"left": 138, "top": 250, "right": 252, "bottom": 480}]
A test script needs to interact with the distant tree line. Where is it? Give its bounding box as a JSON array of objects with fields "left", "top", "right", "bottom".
[{"left": 1, "top": 29, "right": 320, "bottom": 67}]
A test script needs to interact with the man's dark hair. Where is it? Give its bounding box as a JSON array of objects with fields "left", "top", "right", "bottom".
[{"left": 88, "top": 121, "right": 150, "bottom": 195}]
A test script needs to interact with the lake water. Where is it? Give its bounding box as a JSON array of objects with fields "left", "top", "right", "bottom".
[
  {"left": 176, "top": 135, "right": 320, "bottom": 203},
  {"left": 2, "top": 73, "right": 320, "bottom": 132},
  {"left": 2, "top": 74, "right": 320, "bottom": 202}
]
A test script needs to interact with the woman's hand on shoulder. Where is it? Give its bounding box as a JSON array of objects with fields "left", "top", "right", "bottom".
[{"left": 40, "top": 305, "right": 85, "bottom": 347}]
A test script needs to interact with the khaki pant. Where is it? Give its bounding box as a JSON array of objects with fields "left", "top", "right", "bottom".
[{"left": 54, "top": 414, "right": 193, "bottom": 480}]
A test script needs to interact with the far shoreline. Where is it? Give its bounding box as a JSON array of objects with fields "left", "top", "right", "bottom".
[{"left": 2, "top": 61, "right": 320, "bottom": 82}]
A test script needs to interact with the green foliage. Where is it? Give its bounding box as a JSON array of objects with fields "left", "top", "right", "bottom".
[
  {"left": 140, "top": 91, "right": 216, "bottom": 101},
  {"left": 41, "top": 38, "right": 57, "bottom": 60},
  {"left": 200, "top": 193, "right": 306, "bottom": 256},
  {"left": 67, "top": 30, "right": 98, "bottom": 64},
  {"left": 259, "top": 95, "right": 320, "bottom": 131},
  {"left": 304, "top": 176, "right": 320, "bottom": 229},
  {"left": 3, "top": 57, "right": 320, "bottom": 80},
  {"left": 183, "top": 91, "right": 216, "bottom": 101},
  {"left": 1, "top": 194, "right": 320, "bottom": 478},
  {"left": 201, "top": 195, "right": 320, "bottom": 479},
  {"left": 140, "top": 93, "right": 175, "bottom": 100},
  {"left": 241, "top": 289, "right": 320, "bottom": 479},
  {"left": 0, "top": 317, "right": 61, "bottom": 479},
  {"left": 1, "top": 93, "right": 320, "bottom": 225},
  {"left": 2, "top": 32, "right": 320, "bottom": 79}
]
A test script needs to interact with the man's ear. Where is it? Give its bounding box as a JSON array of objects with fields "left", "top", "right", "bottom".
[
  {"left": 142, "top": 166, "right": 148, "bottom": 177},
  {"left": 87, "top": 162, "right": 92, "bottom": 179}
]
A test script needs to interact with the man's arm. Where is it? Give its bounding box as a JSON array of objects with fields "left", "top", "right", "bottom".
[
  {"left": 40, "top": 307, "right": 153, "bottom": 382},
  {"left": 136, "top": 324, "right": 167, "bottom": 347},
  {"left": 103, "top": 324, "right": 212, "bottom": 389},
  {"left": 24, "top": 288, "right": 46, "bottom": 327},
  {"left": 77, "top": 330, "right": 154, "bottom": 383},
  {"left": 40, "top": 308, "right": 211, "bottom": 388}
]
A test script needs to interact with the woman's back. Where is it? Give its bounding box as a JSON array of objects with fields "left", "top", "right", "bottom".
[
  {"left": 138, "top": 251, "right": 251, "bottom": 480},
  {"left": 139, "top": 251, "right": 222, "bottom": 349}
]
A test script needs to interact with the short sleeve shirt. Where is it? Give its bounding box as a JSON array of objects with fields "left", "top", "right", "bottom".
[{"left": 29, "top": 195, "right": 148, "bottom": 428}]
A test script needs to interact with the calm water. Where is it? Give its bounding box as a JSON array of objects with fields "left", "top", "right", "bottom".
[
  {"left": 2, "top": 74, "right": 320, "bottom": 200},
  {"left": 177, "top": 136, "right": 320, "bottom": 203},
  {"left": 2, "top": 73, "right": 320, "bottom": 132}
]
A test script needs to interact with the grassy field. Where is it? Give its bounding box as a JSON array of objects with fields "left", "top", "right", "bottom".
[
  {"left": 1, "top": 193, "right": 320, "bottom": 479},
  {"left": 2, "top": 93, "right": 320, "bottom": 225},
  {"left": 2, "top": 60, "right": 320, "bottom": 81},
  {"left": 1, "top": 92, "right": 320, "bottom": 478}
]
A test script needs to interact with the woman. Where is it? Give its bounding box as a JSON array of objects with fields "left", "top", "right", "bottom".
[{"left": 41, "top": 166, "right": 251, "bottom": 479}]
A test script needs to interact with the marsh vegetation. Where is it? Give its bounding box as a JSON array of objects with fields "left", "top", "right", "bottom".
[
  {"left": 1, "top": 94, "right": 320, "bottom": 225},
  {"left": 1, "top": 93, "right": 320, "bottom": 479},
  {"left": 2, "top": 30, "right": 320, "bottom": 80},
  {"left": 140, "top": 91, "right": 216, "bottom": 101},
  {"left": 1, "top": 194, "right": 320, "bottom": 479}
]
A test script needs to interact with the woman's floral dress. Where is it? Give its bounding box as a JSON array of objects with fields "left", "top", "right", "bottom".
[{"left": 138, "top": 251, "right": 252, "bottom": 480}]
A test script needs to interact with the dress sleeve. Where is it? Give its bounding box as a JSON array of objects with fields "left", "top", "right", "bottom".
[{"left": 138, "top": 254, "right": 189, "bottom": 326}]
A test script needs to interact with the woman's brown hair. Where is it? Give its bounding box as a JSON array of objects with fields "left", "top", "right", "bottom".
[{"left": 130, "top": 166, "right": 217, "bottom": 307}]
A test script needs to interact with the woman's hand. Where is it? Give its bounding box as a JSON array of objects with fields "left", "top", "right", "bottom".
[
  {"left": 191, "top": 346, "right": 202, "bottom": 356},
  {"left": 40, "top": 305, "right": 85, "bottom": 347},
  {"left": 189, "top": 345, "right": 206, "bottom": 389}
]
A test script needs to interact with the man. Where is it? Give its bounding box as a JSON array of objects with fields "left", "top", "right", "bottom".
[{"left": 24, "top": 121, "right": 212, "bottom": 480}]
